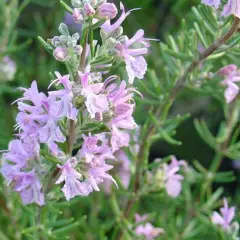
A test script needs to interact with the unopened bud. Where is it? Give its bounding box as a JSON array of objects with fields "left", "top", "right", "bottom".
[
  {"left": 73, "top": 95, "right": 85, "bottom": 109},
  {"left": 102, "top": 110, "right": 113, "bottom": 122},
  {"left": 84, "top": 3, "right": 95, "bottom": 16},
  {"left": 218, "top": 64, "right": 238, "bottom": 77},
  {"left": 95, "top": 112, "right": 103, "bottom": 122},
  {"left": 98, "top": 3, "right": 118, "bottom": 19},
  {"left": 53, "top": 47, "right": 68, "bottom": 62},
  {"left": 90, "top": 0, "right": 98, "bottom": 6},
  {"left": 72, "top": 8, "right": 84, "bottom": 23}
]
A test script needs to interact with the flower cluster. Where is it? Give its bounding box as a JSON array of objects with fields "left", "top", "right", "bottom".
[
  {"left": 202, "top": 0, "right": 240, "bottom": 18},
  {"left": 0, "top": 0, "right": 153, "bottom": 205}
]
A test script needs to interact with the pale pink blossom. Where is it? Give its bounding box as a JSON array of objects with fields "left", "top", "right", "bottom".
[
  {"left": 220, "top": 66, "right": 240, "bottom": 103},
  {"left": 164, "top": 156, "right": 186, "bottom": 198},
  {"left": 101, "top": 2, "right": 139, "bottom": 33},
  {"left": 56, "top": 160, "right": 92, "bottom": 200},
  {"left": 222, "top": 0, "right": 240, "bottom": 19},
  {"left": 79, "top": 72, "right": 109, "bottom": 118},
  {"left": 98, "top": 3, "right": 118, "bottom": 19},
  {"left": 212, "top": 198, "right": 236, "bottom": 231},
  {"left": 135, "top": 223, "right": 164, "bottom": 240},
  {"left": 202, "top": 0, "right": 221, "bottom": 8}
]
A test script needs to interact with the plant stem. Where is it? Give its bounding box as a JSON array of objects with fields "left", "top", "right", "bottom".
[
  {"left": 115, "top": 17, "right": 240, "bottom": 240},
  {"left": 67, "top": 28, "right": 89, "bottom": 155},
  {"left": 201, "top": 98, "right": 240, "bottom": 198},
  {"left": 67, "top": 120, "right": 76, "bottom": 155}
]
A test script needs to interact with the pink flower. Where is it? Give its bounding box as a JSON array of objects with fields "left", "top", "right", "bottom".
[
  {"left": 222, "top": 0, "right": 240, "bottom": 18},
  {"left": 218, "top": 64, "right": 238, "bottom": 77},
  {"left": 115, "top": 30, "right": 148, "bottom": 83},
  {"left": 53, "top": 47, "right": 68, "bottom": 62},
  {"left": 13, "top": 170, "right": 44, "bottom": 206},
  {"left": 135, "top": 213, "right": 148, "bottom": 223},
  {"left": 101, "top": 2, "right": 139, "bottom": 33},
  {"left": 79, "top": 72, "right": 109, "bottom": 118},
  {"left": 78, "top": 133, "right": 114, "bottom": 163},
  {"left": 97, "top": 3, "right": 118, "bottom": 19},
  {"left": 15, "top": 79, "right": 77, "bottom": 154},
  {"left": 49, "top": 72, "right": 78, "bottom": 120},
  {"left": 87, "top": 160, "right": 117, "bottom": 192},
  {"left": 72, "top": 8, "right": 84, "bottom": 23},
  {"left": 220, "top": 66, "right": 240, "bottom": 103},
  {"left": 106, "top": 80, "right": 137, "bottom": 129},
  {"left": 56, "top": 160, "right": 92, "bottom": 200},
  {"left": 212, "top": 198, "right": 236, "bottom": 231},
  {"left": 84, "top": 3, "right": 95, "bottom": 16},
  {"left": 202, "top": 0, "right": 221, "bottom": 8},
  {"left": 224, "top": 82, "right": 239, "bottom": 103},
  {"left": 126, "top": 56, "right": 147, "bottom": 84},
  {"left": 135, "top": 223, "right": 164, "bottom": 240},
  {"left": 165, "top": 156, "right": 186, "bottom": 198},
  {"left": 103, "top": 150, "right": 131, "bottom": 193},
  {"left": 111, "top": 125, "right": 130, "bottom": 152},
  {"left": 3, "top": 139, "right": 36, "bottom": 169}
]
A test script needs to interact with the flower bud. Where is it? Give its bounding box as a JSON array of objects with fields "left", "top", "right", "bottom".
[
  {"left": 98, "top": 3, "right": 118, "bottom": 19},
  {"left": 90, "top": 0, "right": 98, "bottom": 6},
  {"left": 102, "top": 110, "right": 113, "bottom": 122},
  {"left": 95, "top": 112, "right": 103, "bottom": 122},
  {"left": 72, "top": 8, "right": 84, "bottom": 23},
  {"left": 73, "top": 95, "right": 85, "bottom": 109},
  {"left": 84, "top": 3, "right": 96, "bottom": 16},
  {"left": 218, "top": 64, "right": 238, "bottom": 77},
  {"left": 53, "top": 47, "right": 68, "bottom": 62}
]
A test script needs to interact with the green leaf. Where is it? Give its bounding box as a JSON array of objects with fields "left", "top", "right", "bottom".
[{"left": 60, "top": 0, "right": 73, "bottom": 13}]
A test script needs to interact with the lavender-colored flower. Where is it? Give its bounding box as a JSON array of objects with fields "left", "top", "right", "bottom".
[
  {"left": 135, "top": 213, "right": 148, "bottom": 223},
  {"left": 87, "top": 159, "right": 117, "bottom": 192},
  {"left": 56, "top": 159, "right": 92, "bottom": 200},
  {"left": 111, "top": 125, "right": 130, "bottom": 152},
  {"left": 15, "top": 78, "right": 77, "bottom": 154},
  {"left": 78, "top": 133, "right": 114, "bottom": 163},
  {"left": 115, "top": 30, "right": 149, "bottom": 83},
  {"left": 13, "top": 170, "right": 44, "bottom": 206},
  {"left": 84, "top": 3, "right": 95, "bottom": 16},
  {"left": 53, "top": 46, "right": 68, "bottom": 62},
  {"left": 72, "top": 8, "right": 84, "bottom": 23},
  {"left": 218, "top": 64, "right": 238, "bottom": 77},
  {"left": 202, "top": 0, "right": 221, "bottom": 8},
  {"left": 220, "top": 65, "right": 240, "bottom": 103},
  {"left": 64, "top": 12, "right": 82, "bottom": 32},
  {"left": 164, "top": 156, "right": 186, "bottom": 198},
  {"left": 212, "top": 198, "right": 236, "bottom": 231},
  {"left": 49, "top": 72, "right": 78, "bottom": 120},
  {"left": 103, "top": 149, "right": 131, "bottom": 193},
  {"left": 101, "top": 2, "right": 138, "bottom": 33},
  {"left": 135, "top": 222, "right": 164, "bottom": 240},
  {"left": 3, "top": 139, "right": 34, "bottom": 168},
  {"left": 224, "top": 81, "right": 239, "bottom": 103},
  {"left": 222, "top": 0, "right": 240, "bottom": 19},
  {"left": 79, "top": 71, "right": 109, "bottom": 118},
  {"left": 106, "top": 81, "right": 137, "bottom": 129},
  {"left": 104, "top": 80, "right": 138, "bottom": 151},
  {"left": 97, "top": 3, "right": 118, "bottom": 19}
]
